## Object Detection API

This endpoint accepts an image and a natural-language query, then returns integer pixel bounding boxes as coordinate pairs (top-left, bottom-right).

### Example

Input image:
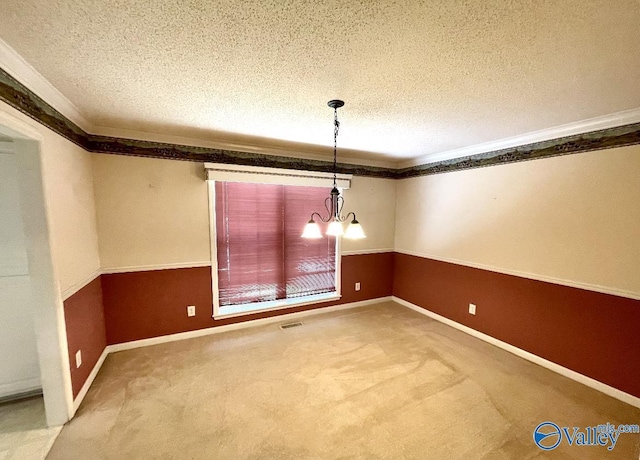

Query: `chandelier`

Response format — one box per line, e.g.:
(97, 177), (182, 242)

(301, 100), (365, 240)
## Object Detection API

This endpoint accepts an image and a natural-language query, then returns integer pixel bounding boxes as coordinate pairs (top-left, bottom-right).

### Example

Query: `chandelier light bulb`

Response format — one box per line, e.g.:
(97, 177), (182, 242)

(301, 220), (323, 238)
(326, 220), (344, 236)
(344, 219), (366, 240)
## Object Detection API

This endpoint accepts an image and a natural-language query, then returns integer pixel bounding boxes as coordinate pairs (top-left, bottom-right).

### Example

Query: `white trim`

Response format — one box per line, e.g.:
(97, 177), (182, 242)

(0, 377), (41, 400)
(395, 249), (640, 301)
(108, 297), (391, 353)
(341, 248), (394, 256)
(399, 107), (640, 168)
(0, 38), (92, 132)
(335, 236), (342, 301)
(0, 102), (45, 141)
(392, 296), (640, 409)
(61, 263), (215, 301)
(61, 268), (101, 300)
(66, 253), (378, 278)
(101, 261), (211, 275)
(205, 163), (352, 189)
(72, 348), (108, 413)
(208, 181), (221, 316)
(6, 123), (73, 426)
(214, 292), (341, 319)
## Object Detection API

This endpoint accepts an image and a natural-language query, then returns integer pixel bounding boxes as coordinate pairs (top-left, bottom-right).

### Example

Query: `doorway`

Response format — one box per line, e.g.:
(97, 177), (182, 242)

(0, 138), (41, 399)
(0, 117), (73, 427)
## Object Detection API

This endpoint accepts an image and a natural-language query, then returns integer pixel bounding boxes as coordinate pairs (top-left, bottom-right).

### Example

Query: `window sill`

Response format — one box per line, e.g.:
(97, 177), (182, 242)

(213, 292), (341, 320)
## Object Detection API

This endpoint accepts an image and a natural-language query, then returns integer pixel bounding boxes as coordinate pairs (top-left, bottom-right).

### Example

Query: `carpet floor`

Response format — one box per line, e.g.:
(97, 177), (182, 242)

(47, 301), (639, 459)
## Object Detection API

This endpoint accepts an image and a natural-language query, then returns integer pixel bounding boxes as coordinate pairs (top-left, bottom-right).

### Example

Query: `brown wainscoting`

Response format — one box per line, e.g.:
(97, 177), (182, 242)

(101, 252), (394, 345)
(63, 276), (107, 398)
(392, 252), (640, 398)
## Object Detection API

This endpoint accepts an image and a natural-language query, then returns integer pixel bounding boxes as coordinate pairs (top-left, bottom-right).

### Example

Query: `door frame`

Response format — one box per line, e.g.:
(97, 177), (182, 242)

(0, 109), (74, 426)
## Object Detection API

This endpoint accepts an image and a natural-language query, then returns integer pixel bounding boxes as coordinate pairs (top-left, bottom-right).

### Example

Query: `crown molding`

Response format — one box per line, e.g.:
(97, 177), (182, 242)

(0, 38), (92, 132)
(395, 121), (640, 178)
(91, 125), (399, 170)
(399, 108), (640, 169)
(0, 65), (394, 178)
(0, 64), (88, 148)
(1, 60), (639, 179)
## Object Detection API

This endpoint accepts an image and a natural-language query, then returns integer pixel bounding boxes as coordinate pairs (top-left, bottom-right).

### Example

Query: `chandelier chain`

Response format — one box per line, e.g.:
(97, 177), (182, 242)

(333, 107), (339, 187)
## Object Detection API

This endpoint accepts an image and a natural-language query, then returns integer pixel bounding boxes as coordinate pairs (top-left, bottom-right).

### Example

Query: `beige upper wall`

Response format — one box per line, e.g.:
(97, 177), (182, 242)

(395, 145), (640, 297)
(92, 155), (396, 269)
(341, 176), (396, 253)
(40, 132), (100, 294)
(92, 155), (211, 269)
(0, 101), (100, 295)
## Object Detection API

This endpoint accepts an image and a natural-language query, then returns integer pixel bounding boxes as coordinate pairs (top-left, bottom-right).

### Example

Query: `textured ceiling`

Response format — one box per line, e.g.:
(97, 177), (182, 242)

(1, 0), (640, 164)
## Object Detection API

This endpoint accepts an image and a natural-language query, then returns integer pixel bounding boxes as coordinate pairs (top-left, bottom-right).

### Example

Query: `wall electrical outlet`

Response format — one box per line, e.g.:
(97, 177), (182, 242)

(187, 305), (196, 317)
(469, 303), (476, 315)
(355, 282), (361, 291)
(75, 350), (82, 368)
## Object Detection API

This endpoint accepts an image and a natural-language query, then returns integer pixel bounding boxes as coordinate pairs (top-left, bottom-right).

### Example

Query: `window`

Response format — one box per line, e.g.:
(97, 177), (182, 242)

(211, 181), (340, 317)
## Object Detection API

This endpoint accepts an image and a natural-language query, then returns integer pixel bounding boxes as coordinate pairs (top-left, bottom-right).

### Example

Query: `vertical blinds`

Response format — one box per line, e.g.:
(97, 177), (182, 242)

(215, 182), (336, 306)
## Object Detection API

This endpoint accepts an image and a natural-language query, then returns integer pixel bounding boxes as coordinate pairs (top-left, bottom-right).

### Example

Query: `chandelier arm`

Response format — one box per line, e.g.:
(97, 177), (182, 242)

(344, 211), (357, 222)
(336, 196), (346, 221)
(310, 211), (331, 223)
(324, 196), (334, 220)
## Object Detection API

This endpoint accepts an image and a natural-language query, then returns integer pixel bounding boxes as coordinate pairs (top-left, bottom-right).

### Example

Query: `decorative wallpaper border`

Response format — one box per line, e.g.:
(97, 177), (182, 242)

(87, 135), (394, 178)
(2, 66), (640, 179)
(0, 67), (87, 148)
(395, 122), (640, 178)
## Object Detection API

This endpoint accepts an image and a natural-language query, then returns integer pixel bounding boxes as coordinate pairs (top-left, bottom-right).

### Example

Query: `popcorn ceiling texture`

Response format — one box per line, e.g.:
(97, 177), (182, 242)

(1, 0), (640, 162)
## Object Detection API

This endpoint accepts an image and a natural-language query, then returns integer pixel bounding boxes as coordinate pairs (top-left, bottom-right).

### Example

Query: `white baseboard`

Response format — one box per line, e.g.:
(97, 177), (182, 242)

(70, 297), (389, 412)
(67, 295), (640, 415)
(392, 296), (640, 409)
(108, 297), (392, 353)
(72, 347), (108, 413)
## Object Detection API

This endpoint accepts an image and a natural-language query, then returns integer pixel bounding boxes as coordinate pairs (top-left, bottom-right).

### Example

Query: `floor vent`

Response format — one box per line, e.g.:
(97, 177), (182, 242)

(279, 321), (304, 330)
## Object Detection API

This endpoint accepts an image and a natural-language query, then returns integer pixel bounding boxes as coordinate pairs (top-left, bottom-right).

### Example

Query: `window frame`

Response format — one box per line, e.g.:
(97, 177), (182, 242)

(205, 163), (351, 319)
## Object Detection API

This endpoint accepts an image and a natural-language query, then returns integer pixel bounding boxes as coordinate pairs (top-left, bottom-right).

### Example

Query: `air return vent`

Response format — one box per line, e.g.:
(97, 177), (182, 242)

(279, 321), (303, 330)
